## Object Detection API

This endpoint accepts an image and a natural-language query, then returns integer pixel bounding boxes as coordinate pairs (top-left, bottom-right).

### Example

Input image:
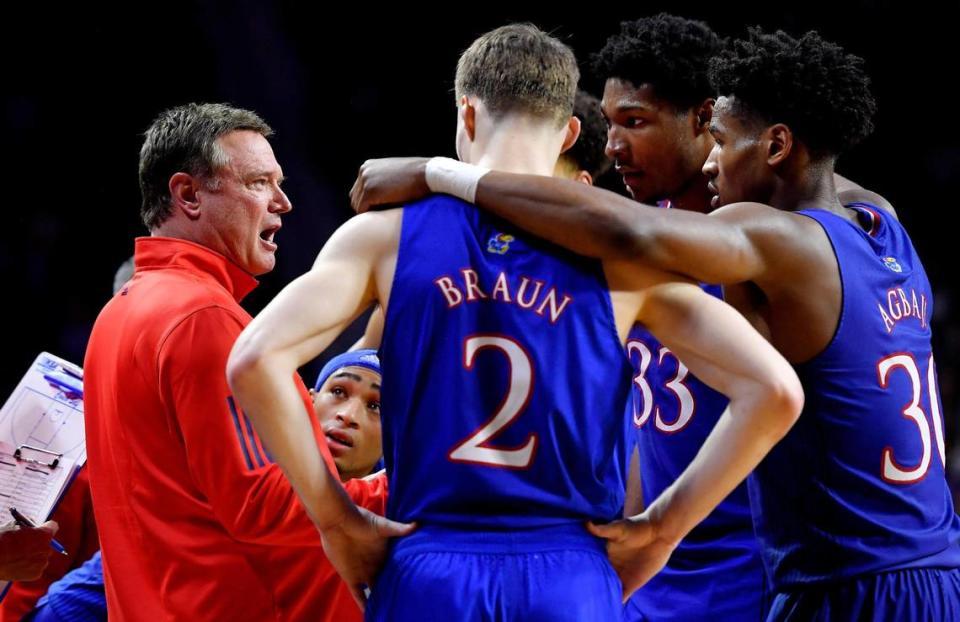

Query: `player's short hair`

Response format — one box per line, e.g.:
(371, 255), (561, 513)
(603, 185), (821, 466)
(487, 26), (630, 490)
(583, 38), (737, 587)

(590, 14), (721, 111)
(455, 23), (578, 127)
(709, 28), (876, 156)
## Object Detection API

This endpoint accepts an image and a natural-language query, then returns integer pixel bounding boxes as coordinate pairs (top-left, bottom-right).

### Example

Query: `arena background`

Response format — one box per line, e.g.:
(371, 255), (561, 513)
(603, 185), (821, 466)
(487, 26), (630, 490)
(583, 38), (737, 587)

(4, 1), (958, 496)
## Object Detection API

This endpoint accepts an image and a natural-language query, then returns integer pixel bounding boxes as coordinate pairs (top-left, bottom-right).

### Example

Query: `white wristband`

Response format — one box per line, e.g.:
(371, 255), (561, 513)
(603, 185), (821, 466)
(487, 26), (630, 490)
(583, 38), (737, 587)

(424, 157), (489, 204)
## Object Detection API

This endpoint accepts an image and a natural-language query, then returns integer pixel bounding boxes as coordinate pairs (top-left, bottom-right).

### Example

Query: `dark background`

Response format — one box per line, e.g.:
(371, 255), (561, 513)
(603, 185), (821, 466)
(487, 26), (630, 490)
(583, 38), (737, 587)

(4, 2), (958, 486)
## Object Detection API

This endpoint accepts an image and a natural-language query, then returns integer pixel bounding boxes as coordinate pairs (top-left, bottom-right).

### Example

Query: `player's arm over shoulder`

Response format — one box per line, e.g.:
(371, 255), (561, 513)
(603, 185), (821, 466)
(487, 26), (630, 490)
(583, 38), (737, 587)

(695, 201), (834, 290)
(612, 201), (826, 291)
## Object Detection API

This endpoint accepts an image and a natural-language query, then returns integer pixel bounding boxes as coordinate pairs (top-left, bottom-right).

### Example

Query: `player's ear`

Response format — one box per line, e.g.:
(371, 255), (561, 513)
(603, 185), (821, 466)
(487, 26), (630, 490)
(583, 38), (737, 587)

(573, 170), (593, 186)
(766, 123), (793, 167)
(459, 96), (477, 142)
(692, 98), (714, 136)
(560, 116), (581, 155)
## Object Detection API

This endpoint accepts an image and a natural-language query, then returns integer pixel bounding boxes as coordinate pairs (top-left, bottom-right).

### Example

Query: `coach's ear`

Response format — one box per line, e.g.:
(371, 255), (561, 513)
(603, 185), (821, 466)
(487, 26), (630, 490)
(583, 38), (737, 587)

(168, 172), (203, 221)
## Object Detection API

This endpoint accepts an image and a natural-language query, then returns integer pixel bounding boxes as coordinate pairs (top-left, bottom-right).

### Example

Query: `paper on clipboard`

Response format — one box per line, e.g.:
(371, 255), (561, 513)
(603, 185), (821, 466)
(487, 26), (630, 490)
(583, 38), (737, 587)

(0, 352), (85, 599)
(0, 353), (85, 466)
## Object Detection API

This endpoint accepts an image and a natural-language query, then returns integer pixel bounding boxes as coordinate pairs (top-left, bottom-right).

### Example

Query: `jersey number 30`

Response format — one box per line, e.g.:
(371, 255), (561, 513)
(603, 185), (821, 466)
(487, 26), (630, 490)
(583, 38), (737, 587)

(877, 353), (945, 484)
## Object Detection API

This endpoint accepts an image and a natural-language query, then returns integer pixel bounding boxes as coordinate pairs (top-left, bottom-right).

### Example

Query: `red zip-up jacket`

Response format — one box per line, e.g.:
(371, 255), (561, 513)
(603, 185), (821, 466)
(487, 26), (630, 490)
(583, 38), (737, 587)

(84, 237), (386, 621)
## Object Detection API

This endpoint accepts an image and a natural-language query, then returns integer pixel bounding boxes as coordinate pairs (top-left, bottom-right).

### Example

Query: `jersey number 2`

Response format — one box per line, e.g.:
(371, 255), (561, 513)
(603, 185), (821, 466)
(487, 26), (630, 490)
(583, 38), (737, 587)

(448, 335), (537, 469)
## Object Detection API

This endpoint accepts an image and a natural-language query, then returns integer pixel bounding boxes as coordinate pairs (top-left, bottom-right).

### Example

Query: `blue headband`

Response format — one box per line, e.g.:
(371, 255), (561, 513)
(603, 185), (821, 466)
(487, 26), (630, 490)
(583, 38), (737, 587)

(313, 349), (381, 391)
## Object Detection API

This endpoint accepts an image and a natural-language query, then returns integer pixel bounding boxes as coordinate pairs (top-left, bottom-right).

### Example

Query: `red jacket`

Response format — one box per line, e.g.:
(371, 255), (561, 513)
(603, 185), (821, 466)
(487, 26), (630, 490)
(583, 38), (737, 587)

(84, 237), (386, 621)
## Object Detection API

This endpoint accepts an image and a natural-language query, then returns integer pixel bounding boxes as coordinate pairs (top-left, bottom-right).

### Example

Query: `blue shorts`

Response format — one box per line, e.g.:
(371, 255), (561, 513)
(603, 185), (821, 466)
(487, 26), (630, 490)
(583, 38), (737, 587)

(366, 523), (622, 621)
(768, 567), (960, 621)
(623, 550), (769, 622)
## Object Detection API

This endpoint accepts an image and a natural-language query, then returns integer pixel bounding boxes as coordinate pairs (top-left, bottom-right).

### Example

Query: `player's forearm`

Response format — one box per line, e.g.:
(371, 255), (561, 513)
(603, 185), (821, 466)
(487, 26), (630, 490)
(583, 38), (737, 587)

(357, 157), (733, 280)
(622, 284), (803, 545)
(474, 171), (754, 285)
(645, 378), (802, 546)
(227, 351), (354, 530)
(475, 172), (646, 260)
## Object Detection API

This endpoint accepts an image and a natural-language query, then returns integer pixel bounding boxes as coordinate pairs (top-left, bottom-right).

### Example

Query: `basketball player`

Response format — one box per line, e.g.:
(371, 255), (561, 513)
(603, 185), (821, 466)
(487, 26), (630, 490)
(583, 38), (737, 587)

(350, 27), (960, 621)
(228, 24), (802, 621)
(595, 15), (768, 622)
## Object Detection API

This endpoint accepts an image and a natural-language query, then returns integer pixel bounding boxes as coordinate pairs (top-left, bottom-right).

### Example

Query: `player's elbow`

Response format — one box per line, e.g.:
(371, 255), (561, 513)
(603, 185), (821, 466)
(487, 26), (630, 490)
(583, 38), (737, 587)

(760, 370), (804, 440)
(226, 332), (270, 394)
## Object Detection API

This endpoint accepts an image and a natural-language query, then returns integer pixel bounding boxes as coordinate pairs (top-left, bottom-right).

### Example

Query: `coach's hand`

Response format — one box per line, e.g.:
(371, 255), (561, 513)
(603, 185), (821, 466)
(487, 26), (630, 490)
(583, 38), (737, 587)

(587, 514), (677, 602)
(0, 520), (58, 581)
(350, 157), (431, 214)
(321, 506), (416, 611)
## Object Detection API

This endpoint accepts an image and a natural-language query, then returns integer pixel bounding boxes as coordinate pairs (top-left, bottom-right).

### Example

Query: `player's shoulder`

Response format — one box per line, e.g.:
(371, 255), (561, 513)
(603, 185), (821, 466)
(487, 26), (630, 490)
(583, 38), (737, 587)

(710, 201), (823, 245)
(397, 192), (472, 214)
(839, 188), (899, 220)
(360, 193), (474, 227)
(710, 201), (801, 224)
(313, 208), (405, 269)
(710, 201), (839, 281)
(340, 207), (405, 240)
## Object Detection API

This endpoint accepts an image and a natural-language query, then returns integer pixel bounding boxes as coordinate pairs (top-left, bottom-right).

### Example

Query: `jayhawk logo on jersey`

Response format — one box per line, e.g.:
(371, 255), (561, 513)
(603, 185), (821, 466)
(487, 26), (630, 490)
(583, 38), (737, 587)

(883, 256), (903, 273)
(487, 233), (514, 255)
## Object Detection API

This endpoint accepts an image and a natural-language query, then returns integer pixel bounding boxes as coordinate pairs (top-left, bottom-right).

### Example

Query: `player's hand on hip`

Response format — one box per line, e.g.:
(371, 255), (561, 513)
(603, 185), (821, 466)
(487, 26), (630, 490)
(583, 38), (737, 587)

(350, 157), (431, 213)
(320, 506), (416, 611)
(588, 515), (676, 603)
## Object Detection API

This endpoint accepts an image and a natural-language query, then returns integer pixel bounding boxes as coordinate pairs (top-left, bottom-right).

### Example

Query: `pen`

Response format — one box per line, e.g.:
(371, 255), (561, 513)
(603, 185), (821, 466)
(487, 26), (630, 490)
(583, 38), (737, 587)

(42, 373), (83, 399)
(9, 507), (69, 556)
(58, 365), (83, 382)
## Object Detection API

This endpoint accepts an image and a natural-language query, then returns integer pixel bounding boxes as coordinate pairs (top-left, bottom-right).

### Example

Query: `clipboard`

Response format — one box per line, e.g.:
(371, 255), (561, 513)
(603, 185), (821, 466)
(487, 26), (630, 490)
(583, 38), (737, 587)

(0, 353), (86, 600)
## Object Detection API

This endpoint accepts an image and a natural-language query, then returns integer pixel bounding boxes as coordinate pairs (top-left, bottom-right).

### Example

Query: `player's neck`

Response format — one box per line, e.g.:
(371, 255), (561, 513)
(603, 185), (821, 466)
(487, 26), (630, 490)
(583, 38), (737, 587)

(772, 161), (844, 214)
(472, 120), (563, 177)
(666, 172), (715, 214)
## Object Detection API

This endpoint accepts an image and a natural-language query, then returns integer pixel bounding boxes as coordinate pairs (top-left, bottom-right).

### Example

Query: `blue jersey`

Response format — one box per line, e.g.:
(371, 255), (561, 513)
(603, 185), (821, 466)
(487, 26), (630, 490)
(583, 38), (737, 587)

(625, 285), (768, 622)
(380, 195), (633, 529)
(751, 203), (960, 590)
(28, 551), (106, 622)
